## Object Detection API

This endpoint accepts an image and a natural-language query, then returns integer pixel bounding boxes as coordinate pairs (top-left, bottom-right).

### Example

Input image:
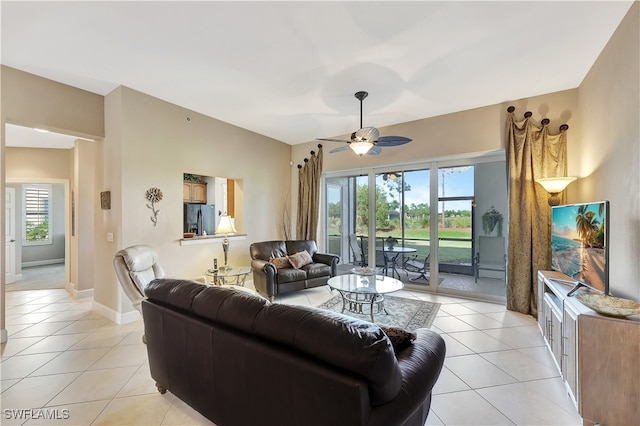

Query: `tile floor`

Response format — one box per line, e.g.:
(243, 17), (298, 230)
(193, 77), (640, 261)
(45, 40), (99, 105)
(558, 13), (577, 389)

(1, 285), (582, 425)
(6, 264), (66, 292)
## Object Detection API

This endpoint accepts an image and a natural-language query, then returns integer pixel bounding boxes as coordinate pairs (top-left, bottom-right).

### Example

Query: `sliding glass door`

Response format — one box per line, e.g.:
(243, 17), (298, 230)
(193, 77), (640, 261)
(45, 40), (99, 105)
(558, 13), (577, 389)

(436, 166), (475, 292)
(371, 170), (431, 281)
(324, 175), (368, 264)
(322, 156), (507, 300)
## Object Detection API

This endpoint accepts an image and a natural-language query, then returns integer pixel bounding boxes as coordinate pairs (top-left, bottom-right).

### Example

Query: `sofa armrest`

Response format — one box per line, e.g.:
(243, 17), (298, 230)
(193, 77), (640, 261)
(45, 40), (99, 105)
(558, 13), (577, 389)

(251, 259), (277, 300)
(368, 329), (446, 426)
(313, 252), (340, 276)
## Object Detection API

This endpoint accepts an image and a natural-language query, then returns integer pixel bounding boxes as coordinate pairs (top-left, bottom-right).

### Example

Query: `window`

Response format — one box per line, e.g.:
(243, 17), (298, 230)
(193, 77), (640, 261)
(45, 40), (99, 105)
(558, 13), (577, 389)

(23, 184), (52, 245)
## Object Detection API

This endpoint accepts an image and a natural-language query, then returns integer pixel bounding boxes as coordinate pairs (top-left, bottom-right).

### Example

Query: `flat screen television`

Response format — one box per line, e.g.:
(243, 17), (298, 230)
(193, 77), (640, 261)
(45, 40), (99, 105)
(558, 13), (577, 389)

(550, 201), (609, 296)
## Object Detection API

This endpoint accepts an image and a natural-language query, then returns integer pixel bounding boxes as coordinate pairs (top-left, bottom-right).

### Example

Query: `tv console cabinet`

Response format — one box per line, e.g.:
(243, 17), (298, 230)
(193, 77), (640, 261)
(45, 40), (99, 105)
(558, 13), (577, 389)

(537, 271), (639, 426)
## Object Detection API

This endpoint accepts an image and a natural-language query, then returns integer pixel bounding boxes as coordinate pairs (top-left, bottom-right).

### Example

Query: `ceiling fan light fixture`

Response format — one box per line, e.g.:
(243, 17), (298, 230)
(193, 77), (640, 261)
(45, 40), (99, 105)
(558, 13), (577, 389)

(350, 141), (374, 156)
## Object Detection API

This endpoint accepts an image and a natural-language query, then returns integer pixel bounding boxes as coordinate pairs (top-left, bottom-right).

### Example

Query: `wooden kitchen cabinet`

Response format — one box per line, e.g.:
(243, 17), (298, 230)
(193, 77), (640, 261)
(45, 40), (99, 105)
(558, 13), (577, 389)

(183, 181), (207, 203)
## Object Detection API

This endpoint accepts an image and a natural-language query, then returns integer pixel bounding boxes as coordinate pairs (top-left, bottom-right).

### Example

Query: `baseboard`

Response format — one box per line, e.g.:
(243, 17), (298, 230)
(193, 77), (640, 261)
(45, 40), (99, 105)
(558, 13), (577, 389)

(92, 300), (141, 324)
(22, 258), (65, 268)
(65, 281), (94, 299)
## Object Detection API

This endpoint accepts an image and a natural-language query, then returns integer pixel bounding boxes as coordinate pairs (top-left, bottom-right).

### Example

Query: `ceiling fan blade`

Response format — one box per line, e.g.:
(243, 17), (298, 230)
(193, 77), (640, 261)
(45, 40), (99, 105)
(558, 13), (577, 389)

(367, 146), (382, 155)
(375, 136), (412, 147)
(316, 137), (350, 143)
(329, 145), (351, 154)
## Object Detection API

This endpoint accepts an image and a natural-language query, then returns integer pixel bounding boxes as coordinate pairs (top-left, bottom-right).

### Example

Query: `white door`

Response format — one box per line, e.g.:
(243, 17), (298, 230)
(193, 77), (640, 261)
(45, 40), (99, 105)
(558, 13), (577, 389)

(5, 187), (17, 284)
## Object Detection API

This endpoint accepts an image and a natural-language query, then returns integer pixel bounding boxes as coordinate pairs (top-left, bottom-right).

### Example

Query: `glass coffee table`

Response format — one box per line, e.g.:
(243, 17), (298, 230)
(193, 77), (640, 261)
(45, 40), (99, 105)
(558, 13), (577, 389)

(327, 273), (403, 322)
(205, 266), (252, 286)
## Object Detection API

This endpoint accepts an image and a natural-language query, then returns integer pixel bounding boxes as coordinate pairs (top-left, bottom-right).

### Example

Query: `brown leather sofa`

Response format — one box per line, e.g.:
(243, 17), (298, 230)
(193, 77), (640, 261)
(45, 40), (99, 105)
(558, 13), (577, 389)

(249, 240), (339, 300)
(142, 279), (446, 426)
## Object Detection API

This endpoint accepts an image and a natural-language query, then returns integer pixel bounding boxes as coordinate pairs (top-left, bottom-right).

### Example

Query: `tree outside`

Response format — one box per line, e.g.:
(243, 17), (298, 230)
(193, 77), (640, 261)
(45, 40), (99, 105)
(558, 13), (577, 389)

(344, 183), (471, 263)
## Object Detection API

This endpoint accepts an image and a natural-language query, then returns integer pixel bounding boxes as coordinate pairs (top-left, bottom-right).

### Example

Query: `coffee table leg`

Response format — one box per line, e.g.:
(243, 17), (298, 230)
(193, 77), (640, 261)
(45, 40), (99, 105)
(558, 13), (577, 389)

(369, 296), (375, 322)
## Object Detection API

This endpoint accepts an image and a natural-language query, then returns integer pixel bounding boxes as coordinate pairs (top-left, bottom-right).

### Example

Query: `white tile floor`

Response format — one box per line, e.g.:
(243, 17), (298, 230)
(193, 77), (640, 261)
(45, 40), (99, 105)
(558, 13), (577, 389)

(1, 285), (582, 425)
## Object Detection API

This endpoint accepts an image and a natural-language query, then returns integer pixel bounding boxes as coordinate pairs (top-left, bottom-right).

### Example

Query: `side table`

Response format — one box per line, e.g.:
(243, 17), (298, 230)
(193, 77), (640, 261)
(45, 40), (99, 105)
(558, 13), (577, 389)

(205, 266), (252, 287)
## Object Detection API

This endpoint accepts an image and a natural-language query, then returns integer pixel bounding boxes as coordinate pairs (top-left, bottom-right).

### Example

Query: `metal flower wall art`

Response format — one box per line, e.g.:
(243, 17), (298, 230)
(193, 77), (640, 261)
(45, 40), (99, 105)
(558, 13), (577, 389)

(145, 187), (163, 226)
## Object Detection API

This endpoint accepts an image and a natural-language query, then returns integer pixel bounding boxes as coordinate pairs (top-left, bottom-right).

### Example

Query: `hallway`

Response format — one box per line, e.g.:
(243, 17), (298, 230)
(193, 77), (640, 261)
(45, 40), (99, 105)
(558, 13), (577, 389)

(6, 264), (65, 292)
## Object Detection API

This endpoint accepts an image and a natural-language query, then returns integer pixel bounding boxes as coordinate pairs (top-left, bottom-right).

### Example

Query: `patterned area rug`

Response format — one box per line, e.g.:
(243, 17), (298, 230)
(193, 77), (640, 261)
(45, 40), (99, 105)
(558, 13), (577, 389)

(317, 294), (440, 331)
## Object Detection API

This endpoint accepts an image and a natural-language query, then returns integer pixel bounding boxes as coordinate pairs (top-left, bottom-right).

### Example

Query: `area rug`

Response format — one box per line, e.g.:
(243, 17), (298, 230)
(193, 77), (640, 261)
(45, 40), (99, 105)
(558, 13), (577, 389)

(317, 295), (440, 331)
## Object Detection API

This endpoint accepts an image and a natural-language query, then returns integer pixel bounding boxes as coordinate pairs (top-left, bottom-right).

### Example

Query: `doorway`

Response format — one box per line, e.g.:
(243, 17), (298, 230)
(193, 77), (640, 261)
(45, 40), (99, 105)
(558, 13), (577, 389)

(4, 181), (68, 292)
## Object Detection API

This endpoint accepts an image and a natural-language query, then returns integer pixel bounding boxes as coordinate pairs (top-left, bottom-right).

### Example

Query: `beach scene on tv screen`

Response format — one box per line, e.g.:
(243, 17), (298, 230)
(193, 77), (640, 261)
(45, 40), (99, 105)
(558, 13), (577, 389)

(551, 202), (607, 292)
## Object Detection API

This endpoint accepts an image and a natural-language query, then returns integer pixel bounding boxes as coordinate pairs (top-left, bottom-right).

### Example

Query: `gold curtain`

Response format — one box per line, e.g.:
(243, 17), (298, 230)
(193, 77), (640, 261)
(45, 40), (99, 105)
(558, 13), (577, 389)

(505, 108), (568, 315)
(296, 145), (323, 240)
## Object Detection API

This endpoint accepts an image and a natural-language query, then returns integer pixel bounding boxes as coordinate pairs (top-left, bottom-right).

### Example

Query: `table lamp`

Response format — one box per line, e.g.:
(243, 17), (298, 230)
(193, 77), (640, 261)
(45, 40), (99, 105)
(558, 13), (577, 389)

(215, 215), (237, 271)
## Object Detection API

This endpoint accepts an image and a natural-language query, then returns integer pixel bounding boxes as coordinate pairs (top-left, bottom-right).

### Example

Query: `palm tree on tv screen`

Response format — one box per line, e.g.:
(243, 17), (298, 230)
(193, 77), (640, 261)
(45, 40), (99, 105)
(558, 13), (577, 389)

(575, 206), (600, 248)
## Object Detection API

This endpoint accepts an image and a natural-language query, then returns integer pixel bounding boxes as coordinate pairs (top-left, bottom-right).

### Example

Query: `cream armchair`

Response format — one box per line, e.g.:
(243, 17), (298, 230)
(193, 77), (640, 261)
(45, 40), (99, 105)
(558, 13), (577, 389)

(113, 244), (166, 313)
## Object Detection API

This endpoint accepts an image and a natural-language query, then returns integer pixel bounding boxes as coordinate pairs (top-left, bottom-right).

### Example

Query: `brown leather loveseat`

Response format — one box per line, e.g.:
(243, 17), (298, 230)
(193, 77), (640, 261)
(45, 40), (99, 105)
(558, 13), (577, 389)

(249, 239), (339, 300)
(142, 278), (446, 426)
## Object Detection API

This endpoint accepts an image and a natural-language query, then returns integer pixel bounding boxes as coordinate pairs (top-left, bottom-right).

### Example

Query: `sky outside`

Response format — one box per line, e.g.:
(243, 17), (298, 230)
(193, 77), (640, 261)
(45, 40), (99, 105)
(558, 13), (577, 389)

(551, 203), (605, 239)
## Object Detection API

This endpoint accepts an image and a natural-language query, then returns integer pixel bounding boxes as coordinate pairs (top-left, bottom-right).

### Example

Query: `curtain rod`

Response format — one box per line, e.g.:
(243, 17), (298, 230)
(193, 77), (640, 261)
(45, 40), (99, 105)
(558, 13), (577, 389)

(297, 143), (323, 169)
(507, 106), (569, 131)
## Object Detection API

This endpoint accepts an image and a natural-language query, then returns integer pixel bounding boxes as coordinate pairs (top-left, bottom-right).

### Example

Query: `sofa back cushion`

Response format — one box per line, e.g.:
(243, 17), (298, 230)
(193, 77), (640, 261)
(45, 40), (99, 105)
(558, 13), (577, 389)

(144, 279), (402, 405)
(285, 240), (318, 257)
(250, 241), (288, 261)
(253, 303), (402, 405)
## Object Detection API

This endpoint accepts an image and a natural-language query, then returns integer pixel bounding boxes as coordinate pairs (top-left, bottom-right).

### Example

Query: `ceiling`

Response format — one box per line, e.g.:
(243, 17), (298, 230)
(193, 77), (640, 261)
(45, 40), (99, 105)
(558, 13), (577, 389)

(1, 1), (634, 148)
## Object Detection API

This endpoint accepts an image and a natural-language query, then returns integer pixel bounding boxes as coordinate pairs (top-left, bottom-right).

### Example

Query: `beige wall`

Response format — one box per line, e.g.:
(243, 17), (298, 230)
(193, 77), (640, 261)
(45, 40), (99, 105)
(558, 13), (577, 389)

(572, 2), (639, 301)
(2, 66), (104, 138)
(291, 89), (580, 256)
(93, 86), (292, 314)
(1, 67), (104, 340)
(293, 90), (580, 173)
(293, 88), (579, 174)
(6, 147), (72, 179)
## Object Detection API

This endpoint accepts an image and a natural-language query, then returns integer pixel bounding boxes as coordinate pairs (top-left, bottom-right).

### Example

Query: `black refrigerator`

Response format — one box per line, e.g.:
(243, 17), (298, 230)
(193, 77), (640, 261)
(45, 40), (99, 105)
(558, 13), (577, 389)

(184, 204), (216, 236)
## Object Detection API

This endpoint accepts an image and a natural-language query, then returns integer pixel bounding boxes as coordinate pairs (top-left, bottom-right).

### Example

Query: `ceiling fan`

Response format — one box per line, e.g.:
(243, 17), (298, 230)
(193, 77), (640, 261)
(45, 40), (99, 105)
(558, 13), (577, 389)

(317, 91), (412, 156)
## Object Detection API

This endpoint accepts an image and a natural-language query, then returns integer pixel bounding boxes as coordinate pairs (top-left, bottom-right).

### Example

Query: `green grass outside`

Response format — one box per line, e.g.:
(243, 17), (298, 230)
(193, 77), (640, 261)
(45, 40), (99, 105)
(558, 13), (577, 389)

(329, 232), (472, 264)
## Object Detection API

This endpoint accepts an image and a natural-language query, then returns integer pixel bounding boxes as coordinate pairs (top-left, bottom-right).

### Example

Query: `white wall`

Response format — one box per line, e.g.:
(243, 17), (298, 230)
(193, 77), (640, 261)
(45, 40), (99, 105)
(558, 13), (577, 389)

(475, 161), (508, 237)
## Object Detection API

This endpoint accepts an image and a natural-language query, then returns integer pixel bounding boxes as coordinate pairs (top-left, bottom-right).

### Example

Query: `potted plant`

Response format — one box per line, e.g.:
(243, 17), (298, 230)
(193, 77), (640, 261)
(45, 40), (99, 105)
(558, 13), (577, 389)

(386, 236), (398, 249)
(482, 206), (503, 236)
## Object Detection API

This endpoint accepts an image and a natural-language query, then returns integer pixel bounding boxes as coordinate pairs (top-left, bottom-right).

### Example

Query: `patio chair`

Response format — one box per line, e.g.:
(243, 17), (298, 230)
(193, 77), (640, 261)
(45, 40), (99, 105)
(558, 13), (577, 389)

(473, 236), (506, 283)
(348, 233), (365, 266)
(374, 237), (390, 276)
(403, 253), (430, 282)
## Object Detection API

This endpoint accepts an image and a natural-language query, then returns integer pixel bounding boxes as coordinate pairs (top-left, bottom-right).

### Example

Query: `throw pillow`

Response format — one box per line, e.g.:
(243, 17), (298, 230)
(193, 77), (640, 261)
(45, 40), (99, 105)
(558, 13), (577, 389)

(380, 325), (417, 352)
(288, 250), (314, 269)
(270, 256), (292, 269)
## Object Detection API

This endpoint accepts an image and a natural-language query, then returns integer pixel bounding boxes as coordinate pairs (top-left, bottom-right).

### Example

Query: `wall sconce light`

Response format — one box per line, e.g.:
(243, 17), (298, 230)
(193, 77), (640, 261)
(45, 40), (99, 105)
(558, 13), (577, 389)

(215, 215), (237, 271)
(535, 177), (577, 206)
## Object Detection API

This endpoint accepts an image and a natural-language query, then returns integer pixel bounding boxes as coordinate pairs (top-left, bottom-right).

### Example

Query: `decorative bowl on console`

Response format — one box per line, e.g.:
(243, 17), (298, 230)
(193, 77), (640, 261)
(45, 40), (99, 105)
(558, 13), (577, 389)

(576, 293), (640, 317)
